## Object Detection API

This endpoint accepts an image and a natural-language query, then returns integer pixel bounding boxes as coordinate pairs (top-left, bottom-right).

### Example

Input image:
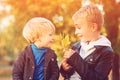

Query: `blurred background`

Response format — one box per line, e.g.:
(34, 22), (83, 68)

(0, 0), (120, 80)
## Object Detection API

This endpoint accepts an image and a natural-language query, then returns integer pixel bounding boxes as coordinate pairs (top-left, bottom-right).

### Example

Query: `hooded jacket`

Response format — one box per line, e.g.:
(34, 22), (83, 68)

(12, 45), (59, 80)
(60, 36), (114, 80)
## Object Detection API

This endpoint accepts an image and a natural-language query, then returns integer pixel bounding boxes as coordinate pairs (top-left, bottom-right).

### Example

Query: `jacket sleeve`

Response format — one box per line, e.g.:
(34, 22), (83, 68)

(12, 51), (25, 80)
(67, 50), (114, 80)
(60, 65), (74, 79)
(49, 53), (59, 80)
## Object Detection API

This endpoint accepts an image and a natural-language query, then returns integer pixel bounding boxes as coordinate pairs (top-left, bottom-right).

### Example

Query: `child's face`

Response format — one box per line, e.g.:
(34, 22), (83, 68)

(74, 18), (94, 42)
(39, 31), (54, 48)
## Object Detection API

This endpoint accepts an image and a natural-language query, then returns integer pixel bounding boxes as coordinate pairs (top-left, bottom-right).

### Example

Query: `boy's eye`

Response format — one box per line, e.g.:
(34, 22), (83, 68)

(49, 33), (53, 36)
(77, 27), (81, 29)
(75, 25), (81, 29)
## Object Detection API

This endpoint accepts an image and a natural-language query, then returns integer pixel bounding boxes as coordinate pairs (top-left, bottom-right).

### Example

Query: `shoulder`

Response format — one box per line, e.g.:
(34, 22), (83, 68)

(46, 48), (55, 54)
(18, 45), (32, 58)
(95, 46), (114, 57)
(97, 46), (113, 53)
(45, 48), (57, 57)
(103, 46), (114, 56)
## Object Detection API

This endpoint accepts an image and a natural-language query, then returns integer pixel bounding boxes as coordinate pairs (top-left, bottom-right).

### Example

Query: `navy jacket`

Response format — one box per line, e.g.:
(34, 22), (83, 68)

(60, 42), (114, 80)
(12, 45), (59, 80)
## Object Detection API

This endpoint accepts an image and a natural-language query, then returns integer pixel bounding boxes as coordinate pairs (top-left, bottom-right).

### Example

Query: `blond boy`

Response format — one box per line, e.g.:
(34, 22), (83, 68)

(12, 17), (59, 80)
(60, 4), (114, 80)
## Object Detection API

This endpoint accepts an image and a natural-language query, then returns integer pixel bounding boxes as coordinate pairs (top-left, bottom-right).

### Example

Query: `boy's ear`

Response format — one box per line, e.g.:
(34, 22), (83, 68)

(91, 23), (98, 32)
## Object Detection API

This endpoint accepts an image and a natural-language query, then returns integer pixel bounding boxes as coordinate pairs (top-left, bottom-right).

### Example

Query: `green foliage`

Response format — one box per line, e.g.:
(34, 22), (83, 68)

(51, 33), (78, 61)
(52, 33), (70, 61)
(61, 34), (71, 49)
(2, 0), (81, 61)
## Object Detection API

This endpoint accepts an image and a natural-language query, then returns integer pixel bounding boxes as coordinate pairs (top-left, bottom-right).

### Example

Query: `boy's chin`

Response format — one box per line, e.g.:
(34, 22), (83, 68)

(46, 44), (52, 48)
(80, 39), (88, 42)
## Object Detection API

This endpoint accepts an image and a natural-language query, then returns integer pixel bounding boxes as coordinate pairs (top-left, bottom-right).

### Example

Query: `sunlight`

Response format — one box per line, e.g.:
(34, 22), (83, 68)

(0, 0), (11, 12)
(116, 0), (120, 3)
(0, 1), (14, 31)
(82, 0), (104, 15)
(53, 15), (63, 23)
(82, 0), (91, 7)
(5, 5), (11, 13)
(0, 15), (15, 30)
(0, 5), (4, 12)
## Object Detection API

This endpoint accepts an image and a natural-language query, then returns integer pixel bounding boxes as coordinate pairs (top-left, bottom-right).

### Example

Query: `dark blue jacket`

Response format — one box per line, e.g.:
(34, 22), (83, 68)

(12, 45), (59, 80)
(60, 42), (114, 80)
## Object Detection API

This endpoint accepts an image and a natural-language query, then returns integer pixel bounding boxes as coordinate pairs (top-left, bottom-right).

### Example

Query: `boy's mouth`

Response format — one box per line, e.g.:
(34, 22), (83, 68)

(77, 34), (82, 37)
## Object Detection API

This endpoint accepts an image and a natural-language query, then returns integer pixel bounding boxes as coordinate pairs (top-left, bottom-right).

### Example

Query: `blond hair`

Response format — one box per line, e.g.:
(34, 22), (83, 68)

(72, 4), (104, 31)
(22, 17), (55, 43)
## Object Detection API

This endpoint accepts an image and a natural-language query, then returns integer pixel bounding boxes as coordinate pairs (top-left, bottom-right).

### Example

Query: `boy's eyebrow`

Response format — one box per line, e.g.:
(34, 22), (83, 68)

(75, 24), (80, 26)
(74, 24), (79, 27)
(74, 24), (81, 28)
(74, 23), (78, 25)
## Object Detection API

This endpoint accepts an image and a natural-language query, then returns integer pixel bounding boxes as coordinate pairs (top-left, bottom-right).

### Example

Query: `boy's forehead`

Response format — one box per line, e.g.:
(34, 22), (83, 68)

(73, 18), (86, 24)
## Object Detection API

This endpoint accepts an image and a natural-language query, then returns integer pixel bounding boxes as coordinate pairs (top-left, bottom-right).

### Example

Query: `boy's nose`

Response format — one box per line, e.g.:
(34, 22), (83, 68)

(75, 29), (79, 36)
(51, 36), (55, 41)
(52, 38), (55, 41)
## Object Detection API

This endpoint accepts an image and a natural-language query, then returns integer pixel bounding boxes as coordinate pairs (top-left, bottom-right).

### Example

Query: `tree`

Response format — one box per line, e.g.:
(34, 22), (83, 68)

(0, 0), (82, 60)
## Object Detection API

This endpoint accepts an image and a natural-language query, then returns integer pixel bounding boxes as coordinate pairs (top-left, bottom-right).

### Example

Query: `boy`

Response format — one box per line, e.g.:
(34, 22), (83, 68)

(60, 4), (114, 80)
(12, 17), (59, 80)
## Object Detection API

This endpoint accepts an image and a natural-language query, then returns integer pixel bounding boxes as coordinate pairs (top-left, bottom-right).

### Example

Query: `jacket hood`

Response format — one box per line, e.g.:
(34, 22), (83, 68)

(89, 35), (111, 47)
(79, 35), (112, 59)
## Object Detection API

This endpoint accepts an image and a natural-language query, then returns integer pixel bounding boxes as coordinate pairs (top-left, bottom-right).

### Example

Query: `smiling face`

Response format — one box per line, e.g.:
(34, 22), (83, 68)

(74, 18), (100, 42)
(74, 18), (92, 42)
(39, 30), (55, 48)
(72, 4), (103, 42)
(23, 17), (56, 48)
(23, 17), (56, 45)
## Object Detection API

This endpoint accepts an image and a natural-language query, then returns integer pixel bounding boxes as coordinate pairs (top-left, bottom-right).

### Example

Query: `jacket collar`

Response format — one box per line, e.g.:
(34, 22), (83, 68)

(24, 45), (35, 65)
(24, 45), (53, 58)
(72, 42), (108, 54)
(24, 45), (54, 64)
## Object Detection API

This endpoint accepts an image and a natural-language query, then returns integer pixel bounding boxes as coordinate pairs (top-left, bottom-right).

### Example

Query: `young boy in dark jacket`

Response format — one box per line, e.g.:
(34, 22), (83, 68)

(12, 17), (59, 80)
(60, 4), (114, 80)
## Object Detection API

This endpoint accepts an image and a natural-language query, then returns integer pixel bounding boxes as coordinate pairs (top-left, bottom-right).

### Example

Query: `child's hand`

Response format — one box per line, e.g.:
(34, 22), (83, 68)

(61, 59), (72, 71)
(63, 49), (75, 59)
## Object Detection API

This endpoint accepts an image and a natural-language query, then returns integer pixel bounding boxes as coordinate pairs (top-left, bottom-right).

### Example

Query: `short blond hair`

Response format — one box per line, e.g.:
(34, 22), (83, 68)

(22, 17), (55, 43)
(72, 4), (104, 31)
